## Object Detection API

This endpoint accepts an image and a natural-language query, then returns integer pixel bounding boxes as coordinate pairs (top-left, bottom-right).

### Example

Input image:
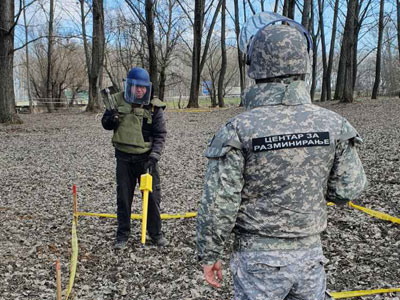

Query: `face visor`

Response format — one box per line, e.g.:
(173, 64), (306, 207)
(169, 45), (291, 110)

(124, 78), (152, 105)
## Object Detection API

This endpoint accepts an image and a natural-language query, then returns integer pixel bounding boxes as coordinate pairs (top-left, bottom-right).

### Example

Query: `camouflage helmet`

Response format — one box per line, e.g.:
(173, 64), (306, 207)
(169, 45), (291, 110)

(247, 24), (311, 80)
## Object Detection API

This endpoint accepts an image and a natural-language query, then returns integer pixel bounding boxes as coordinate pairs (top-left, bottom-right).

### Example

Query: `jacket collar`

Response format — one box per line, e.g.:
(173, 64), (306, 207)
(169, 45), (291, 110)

(242, 81), (311, 110)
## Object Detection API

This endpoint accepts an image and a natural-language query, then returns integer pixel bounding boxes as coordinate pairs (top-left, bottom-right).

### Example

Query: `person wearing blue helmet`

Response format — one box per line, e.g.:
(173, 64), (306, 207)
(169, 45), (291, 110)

(101, 67), (168, 249)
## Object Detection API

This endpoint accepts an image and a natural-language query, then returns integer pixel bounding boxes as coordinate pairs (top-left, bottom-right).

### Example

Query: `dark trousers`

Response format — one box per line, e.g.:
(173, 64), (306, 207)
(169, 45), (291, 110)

(115, 153), (162, 241)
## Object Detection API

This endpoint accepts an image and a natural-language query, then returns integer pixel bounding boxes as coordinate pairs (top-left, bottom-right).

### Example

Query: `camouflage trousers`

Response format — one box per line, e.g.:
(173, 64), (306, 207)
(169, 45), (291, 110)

(230, 247), (332, 300)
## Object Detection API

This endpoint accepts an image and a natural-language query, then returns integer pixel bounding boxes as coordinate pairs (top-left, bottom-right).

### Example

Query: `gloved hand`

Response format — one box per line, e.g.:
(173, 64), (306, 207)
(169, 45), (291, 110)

(144, 157), (157, 174)
(110, 109), (120, 128)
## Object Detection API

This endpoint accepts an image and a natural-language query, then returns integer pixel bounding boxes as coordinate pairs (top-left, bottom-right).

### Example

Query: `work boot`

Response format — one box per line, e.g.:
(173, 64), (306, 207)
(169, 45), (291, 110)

(114, 239), (128, 250)
(151, 236), (169, 247)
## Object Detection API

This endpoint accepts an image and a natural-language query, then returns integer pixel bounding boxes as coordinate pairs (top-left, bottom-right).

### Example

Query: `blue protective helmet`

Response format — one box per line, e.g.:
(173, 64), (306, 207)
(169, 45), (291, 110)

(124, 67), (152, 105)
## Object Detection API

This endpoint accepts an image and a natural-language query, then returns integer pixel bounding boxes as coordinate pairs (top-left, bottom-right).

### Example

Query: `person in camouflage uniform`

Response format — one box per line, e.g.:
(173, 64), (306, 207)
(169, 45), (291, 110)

(196, 18), (367, 300)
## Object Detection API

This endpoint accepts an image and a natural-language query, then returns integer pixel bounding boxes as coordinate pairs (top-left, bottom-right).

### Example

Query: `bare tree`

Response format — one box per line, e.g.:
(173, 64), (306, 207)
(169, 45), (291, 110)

(187, 0), (205, 108)
(155, 0), (186, 100)
(145, 0), (159, 95)
(202, 40), (239, 107)
(29, 40), (86, 104)
(274, 0), (279, 13)
(326, 0), (339, 101)
(302, 0), (312, 30)
(45, 0), (55, 112)
(80, 0), (91, 84)
(0, 0), (22, 124)
(23, 0), (33, 112)
(371, 0), (385, 99)
(310, 0), (320, 101)
(335, 0), (357, 102)
(233, 0), (246, 104)
(283, 0), (295, 19)
(125, 0), (159, 95)
(353, 0), (373, 90)
(86, 0), (105, 112)
(217, 0), (226, 108)
(182, 0), (223, 108)
(318, 0), (328, 102)
(397, 0), (400, 97)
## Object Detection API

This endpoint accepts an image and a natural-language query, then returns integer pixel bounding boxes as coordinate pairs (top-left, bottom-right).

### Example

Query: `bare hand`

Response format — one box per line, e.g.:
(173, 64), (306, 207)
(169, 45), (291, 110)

(203, 260), (223, 288)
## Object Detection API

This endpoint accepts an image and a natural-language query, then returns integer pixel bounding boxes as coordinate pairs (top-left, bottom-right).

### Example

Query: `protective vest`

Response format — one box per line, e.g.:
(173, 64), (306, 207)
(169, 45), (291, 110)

(206, 81), (360, 246)
(111, 92), (165, 154)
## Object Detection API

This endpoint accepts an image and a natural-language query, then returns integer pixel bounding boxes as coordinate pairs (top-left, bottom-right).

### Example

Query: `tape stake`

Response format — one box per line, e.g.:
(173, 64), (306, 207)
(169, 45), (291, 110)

(65, 219), (78, 300)
(56, 258), (62, 300)
(73, 185), (78, 224)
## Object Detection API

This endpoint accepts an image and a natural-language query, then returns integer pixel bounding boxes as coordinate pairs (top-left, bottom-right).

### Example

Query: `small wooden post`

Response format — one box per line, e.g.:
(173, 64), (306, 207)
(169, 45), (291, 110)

(56, 258), (62, 300)
(73, 185), (78, 224)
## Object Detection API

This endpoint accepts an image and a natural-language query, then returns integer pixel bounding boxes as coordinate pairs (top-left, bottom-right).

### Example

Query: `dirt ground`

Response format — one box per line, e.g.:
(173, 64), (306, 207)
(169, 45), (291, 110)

(0, 98), (399, 300)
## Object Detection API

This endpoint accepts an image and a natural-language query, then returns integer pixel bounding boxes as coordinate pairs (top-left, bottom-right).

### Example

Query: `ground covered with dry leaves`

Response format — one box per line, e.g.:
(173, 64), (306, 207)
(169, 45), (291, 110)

(0, 98), (399, 300)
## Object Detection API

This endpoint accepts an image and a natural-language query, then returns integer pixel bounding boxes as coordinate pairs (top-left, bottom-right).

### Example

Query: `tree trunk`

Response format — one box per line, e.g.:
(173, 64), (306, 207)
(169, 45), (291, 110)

(0, 0), (21, 124)
(159, 65), (167, 101)
(288, 0), (295, 19)
(217, 0), (226, 108)
(187, 0), (204, 108)
(46, 0), (55, 112)
(23, 0), (32, 113)
(145, 0), (159, 96)
(318, 0), (328, 102)
(274, 0), (279, 13)
(188, 0), (222, 108)
(301, 0), (312, 31)
(341, 0), (357, 102)
(283, 0), (288, 17)
(310, 0), (318, 101)
(371, 0), (385, 99)
(397, 0), (400, 97)
(243, 0), (247, 22)
(326, 0), (339, 100)
(80, 0), (91, 80)
(385, 29), (396, 96)
(352, 1), (360, 90)
(86, 0), (105, 112)
(335, 0), (356, 102)
(234, 0), (245, 103)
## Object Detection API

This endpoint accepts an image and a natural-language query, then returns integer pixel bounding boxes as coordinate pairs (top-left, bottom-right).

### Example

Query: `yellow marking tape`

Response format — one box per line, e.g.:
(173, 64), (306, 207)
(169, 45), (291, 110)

(65, 219), (78, 300)
(331, 287), (400, 299)
(167, 108), (213, 112)
(348, 201), (400, 224)
(76, 211), (197, 220)
(327, 201), (400, 224)
(161, 212), (197, 219)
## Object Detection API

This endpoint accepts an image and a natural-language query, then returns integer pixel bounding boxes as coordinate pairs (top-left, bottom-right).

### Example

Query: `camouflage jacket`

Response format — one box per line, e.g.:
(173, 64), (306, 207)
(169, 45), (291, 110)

(196, 80), (367, 264)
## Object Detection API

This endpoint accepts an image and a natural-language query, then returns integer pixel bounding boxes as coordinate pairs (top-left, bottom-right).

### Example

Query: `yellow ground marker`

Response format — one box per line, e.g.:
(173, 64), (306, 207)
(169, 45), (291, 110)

(139, 173), (152, 245)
